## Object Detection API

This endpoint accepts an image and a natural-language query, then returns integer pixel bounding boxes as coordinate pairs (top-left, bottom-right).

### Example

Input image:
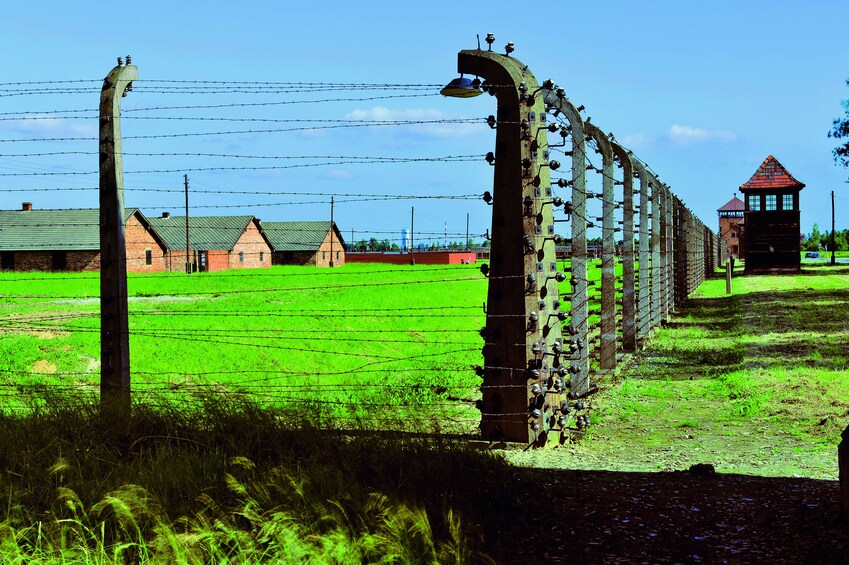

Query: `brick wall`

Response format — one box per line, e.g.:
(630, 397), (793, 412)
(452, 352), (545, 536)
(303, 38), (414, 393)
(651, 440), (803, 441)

(719, 216), (743, 258)
(8, 250), (100, 272)
(66, 251), (100, 271)
(272, 250), (316, 266)
(314, 228), (345, 267)
(126, 213), (167, 273)
(229, 221), (272, 270)
(346, 251), (476, 265)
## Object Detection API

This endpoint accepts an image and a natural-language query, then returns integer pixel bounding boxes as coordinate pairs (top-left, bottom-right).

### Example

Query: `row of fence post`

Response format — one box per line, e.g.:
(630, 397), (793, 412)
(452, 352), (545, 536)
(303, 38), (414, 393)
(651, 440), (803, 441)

(460, 47), (721, 445)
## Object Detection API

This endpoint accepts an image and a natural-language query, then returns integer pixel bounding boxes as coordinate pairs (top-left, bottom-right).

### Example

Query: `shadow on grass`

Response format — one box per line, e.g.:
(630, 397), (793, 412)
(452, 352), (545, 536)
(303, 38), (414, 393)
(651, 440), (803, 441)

(506, 467), (849, 563)
(635, 282), (849, 380)
(2, 394), (848, 562)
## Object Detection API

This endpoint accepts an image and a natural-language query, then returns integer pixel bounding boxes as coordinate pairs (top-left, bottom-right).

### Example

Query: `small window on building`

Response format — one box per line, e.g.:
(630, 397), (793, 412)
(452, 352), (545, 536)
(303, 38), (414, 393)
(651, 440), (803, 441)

(765, 194), (777, 211)
(239, 252), (244, 263)
(322, 251), (326, 261)
(782, 194), (794, 211)
(145, 249), (152, 265)
(747, 194), (760, 211)
(730, 231), (736, 238)
(336, 251), (340, 260)
(259, 251), (264, 262)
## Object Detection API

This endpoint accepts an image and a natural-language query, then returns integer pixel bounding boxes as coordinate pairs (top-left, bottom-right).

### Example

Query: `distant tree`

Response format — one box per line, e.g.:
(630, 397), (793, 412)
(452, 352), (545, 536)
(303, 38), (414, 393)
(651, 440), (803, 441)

(835, 230), (848, 252)
(829, 79), (849, 170)
(390, 243), (400, 251)
(803, 223), (822, 251)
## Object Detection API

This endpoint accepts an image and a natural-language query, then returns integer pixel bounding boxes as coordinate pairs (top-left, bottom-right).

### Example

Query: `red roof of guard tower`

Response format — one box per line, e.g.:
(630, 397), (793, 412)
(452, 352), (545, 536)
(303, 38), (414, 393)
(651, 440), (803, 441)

(740, 155), (805, 191)
(717, 195), (744, 212)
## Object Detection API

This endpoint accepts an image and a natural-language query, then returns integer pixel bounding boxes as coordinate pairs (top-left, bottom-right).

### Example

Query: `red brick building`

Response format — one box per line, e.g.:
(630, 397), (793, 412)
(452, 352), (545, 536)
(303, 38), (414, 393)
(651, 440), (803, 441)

(717, 195), (745, 259)
(261, 221), (345, 267)
(0, 203), (167, 272)
(147, 214), (272, 272)
(346, 251), (476, 265)
(739, 155), (804, 273)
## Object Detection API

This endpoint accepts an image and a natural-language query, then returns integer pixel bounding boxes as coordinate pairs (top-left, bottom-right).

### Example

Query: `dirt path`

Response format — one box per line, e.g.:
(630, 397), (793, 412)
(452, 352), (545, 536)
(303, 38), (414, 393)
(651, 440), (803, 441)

(496, 467), (848, 564)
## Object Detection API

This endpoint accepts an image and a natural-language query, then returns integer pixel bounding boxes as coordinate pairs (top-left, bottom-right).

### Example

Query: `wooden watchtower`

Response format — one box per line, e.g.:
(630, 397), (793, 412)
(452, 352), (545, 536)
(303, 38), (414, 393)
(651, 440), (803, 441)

(740, 155), (804, 273)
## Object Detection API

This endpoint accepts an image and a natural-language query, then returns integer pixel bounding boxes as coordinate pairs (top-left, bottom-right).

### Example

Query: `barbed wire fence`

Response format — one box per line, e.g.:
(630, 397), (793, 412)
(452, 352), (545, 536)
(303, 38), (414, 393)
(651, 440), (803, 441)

(0, 51), (724, 444)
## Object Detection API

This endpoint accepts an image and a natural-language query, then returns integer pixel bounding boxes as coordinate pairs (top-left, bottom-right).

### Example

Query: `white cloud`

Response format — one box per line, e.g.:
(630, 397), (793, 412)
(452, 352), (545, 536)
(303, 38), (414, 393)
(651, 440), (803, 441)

(296, 128), (329, 139)
(617, 125), (737, 151)
(619, 133), (656, 150)
(323, 169), (354, 180)
(343, 106), (485, 139)
(0, 115), (96, 137)
(667, 124), (736, 145)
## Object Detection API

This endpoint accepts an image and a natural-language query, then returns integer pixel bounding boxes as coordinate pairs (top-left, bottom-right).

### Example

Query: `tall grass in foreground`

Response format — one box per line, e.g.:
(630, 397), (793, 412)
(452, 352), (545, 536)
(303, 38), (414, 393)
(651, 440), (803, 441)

(0, 392), (511, 563)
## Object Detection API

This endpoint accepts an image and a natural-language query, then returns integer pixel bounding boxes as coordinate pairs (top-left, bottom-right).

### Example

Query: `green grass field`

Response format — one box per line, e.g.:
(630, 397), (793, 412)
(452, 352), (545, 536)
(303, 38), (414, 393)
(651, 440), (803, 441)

(0, 264), (492, 428)
(2, 262), (849, 562)
(0, 259), (625, 430)
(507, 263), (849, 480)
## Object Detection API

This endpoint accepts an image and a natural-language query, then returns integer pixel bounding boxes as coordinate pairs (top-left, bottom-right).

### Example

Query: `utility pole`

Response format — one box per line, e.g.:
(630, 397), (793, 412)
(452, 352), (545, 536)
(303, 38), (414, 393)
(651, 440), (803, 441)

(466, 212), (470, 251)
(410, 206), (415, 265)
(832, 190), (836, 266)
(330, 195), (335, 268)
(184, 174), (191, 273)
(99, 56), (136, 426)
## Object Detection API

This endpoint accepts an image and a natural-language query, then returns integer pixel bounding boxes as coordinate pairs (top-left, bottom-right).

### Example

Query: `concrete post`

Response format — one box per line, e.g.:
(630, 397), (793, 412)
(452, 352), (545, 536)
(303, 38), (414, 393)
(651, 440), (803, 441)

(674, 196), (687, 309)
(633, 160), (651, 341)
(99, 56), (137, 425)
(541, 87), (591, 409)
(665, 185), (675, 317)
(459, 49), (562, 444)
(649, 175), (661, 330)
(658, 185), (669, 322)
(611, 144), (636, 352)
(585, 123), (615, 370)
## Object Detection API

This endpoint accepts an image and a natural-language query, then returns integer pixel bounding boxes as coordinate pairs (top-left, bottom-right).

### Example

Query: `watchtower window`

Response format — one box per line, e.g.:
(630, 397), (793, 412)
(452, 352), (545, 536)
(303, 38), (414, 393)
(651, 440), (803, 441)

(747, 194), (760, 211)
(782, 194), (794, 211)
(765, 194), (777, 211)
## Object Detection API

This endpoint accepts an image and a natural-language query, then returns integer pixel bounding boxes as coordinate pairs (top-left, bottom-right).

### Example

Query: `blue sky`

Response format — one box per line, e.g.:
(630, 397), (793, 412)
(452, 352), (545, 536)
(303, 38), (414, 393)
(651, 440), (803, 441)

(1, 1), (847, 244)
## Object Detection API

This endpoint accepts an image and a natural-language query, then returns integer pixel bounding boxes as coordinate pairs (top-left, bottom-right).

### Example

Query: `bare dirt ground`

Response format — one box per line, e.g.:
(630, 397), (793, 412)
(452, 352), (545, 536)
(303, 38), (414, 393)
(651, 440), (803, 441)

(495, 467), (847, 564)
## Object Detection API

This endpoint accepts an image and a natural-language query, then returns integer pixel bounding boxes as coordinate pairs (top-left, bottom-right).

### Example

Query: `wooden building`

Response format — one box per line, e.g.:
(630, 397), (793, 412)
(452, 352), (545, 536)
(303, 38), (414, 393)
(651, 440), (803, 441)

(739, 155), (804, 273)
(0, 203), (167, 272)
(147, 213), (272, 272)
(717, 195), (745, 258)
(261, 221), (345, 267)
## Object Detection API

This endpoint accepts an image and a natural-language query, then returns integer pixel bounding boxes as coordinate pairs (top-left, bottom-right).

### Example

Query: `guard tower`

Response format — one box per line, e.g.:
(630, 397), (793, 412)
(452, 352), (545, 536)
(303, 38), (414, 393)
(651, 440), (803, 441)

(718, 194), (744, 258)
(740, 155), (804, 273)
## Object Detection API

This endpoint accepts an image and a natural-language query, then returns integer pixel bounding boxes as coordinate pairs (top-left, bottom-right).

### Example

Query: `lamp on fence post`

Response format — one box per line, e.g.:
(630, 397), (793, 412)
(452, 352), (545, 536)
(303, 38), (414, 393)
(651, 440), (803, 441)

(99, 56), (136, 427)
(451, 41), (562, 445)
